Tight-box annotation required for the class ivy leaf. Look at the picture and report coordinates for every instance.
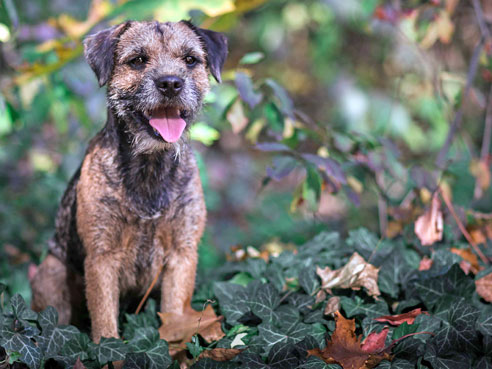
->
[340,296,389,319]
[145,339,172,369]
[267,342,300,369]
[476,307,492,336]
[250,283,280,322]
[129,327,159,352]
[214,282,250,325]
[90,337,129,365]
[123,352,149,369]
[0,329,42,369]
[299,356,341,368]
[432,298,480,353]
[38,306,79,357]
[412,264,474,309]
[9,294,37,321]
[60,333,91,361]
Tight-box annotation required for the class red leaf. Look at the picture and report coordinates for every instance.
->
[374,308,429,326]
[361,328,389,353]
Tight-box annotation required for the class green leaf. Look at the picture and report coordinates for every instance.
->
[250,283,280,321]
[412,264,474,309]
[258,323,288,350]
[129,327,159,352]
[0,330,42,369]
[40,323,79,357]
[432,298,480,352]
[190,123,220,146]
[235,72,263,109]
[378,250,412,298]
[267,342,299,368]
[299,266,320,296]
[340,296,389,319]
[477,307,492,336]
[60,333,91,361]
[214,282,250,325]
[145,339,172,369]
[186,335,204,359]
[239,52,265,65]
[298,356,341,368]
[123,352,149,369]
[90,337,129,365]
[10,294,37,321]
[392,322,418,340]
[375,359,416,369]
[264,79,294,117]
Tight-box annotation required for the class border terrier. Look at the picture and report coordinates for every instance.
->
[30,20,227,342]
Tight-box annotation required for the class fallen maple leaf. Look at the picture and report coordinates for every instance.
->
[198,348,243,361]
[450,247,481,274]
[415,192,443,246]
[158,303,225,356]
[374,308,428,326]
[476,272,492,303]
[316,252,380,298]
[307,311,391,369]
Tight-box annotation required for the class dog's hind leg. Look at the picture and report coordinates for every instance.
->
[31,254,73,324]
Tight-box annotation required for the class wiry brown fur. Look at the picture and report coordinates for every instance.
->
[30,20,227,342]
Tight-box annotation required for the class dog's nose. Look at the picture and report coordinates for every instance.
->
[154,76,184,97]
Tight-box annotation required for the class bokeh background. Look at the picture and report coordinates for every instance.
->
[1,0,492,302]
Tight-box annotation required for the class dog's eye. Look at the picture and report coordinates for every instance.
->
[128,56,147,69]
[184,56,197,67]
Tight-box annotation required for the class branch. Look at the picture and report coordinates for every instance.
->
[439,188,489,265]
[474,84,492,199]
[435,40,484,169]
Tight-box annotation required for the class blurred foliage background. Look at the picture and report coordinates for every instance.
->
[1,0,492,303]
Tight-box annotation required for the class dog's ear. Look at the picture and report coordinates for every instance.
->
[182,21,228,83]
[84,22,132,87]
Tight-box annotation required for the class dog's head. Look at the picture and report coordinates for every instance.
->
[84,21,228,153]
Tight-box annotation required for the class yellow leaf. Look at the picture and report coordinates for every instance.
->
[226,98,248,134]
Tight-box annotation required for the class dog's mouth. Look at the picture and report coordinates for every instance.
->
[137,107,189,143]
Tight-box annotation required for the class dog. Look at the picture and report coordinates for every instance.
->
[30,20,227,343]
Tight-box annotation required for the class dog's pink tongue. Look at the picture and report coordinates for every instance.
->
[149,108,186,143]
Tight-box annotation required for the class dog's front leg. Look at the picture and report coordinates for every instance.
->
[160,245,198,314]
[85,255,121,343]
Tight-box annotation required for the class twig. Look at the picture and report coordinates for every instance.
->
[474,84,492,199]
[435,40,484,169]
[439,188,489,264]
[135,263,164,314]
[472,0,492,40]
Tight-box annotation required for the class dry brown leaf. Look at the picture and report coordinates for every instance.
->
[307,311,391,369]
[476,272,492,302]
[158,303,225,356]
[450,247,482,274]
[315,289,327,305]
[418,256,433,271]
[316,252,381,298]
[198,348,243,361]
[470,159,491,192]
[324,296,341,316]
[414,192,443,246]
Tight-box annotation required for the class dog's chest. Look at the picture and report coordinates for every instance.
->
[119,217,169,293]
